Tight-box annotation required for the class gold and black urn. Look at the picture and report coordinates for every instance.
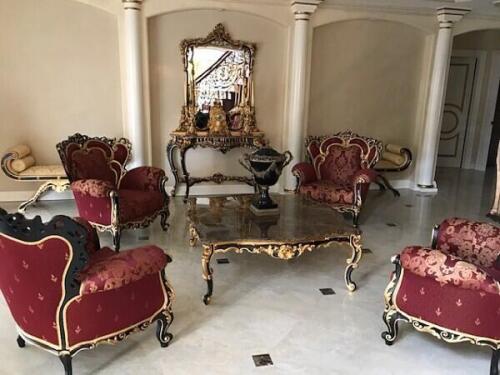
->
[239,147,292,215]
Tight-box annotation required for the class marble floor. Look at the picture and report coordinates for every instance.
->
[0,167,496,375]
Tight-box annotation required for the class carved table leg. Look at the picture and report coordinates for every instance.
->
[166,141,180,197]
[189,222,199,247]
[344,234,363,292]
[180,146,190,203]
[202,244,214,305]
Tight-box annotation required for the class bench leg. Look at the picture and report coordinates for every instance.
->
[376,175,400,197]
[18,182,55,212]
[18,180,69,213]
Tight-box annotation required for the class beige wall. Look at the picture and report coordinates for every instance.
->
[0,0,122,192]
[453,29,500,167]
[308,20,428,178]
[148,10,288,188]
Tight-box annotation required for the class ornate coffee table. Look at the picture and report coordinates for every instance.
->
[187,195,363,304]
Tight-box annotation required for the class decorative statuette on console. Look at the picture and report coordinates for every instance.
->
[239,148,293,215]
[208,101,230,136]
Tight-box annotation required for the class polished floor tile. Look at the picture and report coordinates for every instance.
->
[0,167,496,374]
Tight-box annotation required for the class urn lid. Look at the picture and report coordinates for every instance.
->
[248,147,286,163]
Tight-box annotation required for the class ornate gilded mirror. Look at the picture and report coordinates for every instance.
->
[176,23,259,136]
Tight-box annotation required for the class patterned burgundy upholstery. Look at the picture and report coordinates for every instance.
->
[292,130,382,226]
[57,134,169,251]
[383,217,500,370]
[79,245,169,295]
[436,218,500,268]
[0,210,174,372]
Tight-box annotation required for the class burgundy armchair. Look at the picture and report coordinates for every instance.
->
[292,130,382,226]
[382,218,500,375]
[57,134,169,251]
[0,208,174,375]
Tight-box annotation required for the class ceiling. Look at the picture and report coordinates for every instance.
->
[318,0,500,17]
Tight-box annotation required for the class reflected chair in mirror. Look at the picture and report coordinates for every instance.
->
[0,209,174,375]
[292,130,382,227]
[57,134,169,251]
[382,218,500,375]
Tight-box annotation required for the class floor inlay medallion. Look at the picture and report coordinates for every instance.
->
[252,354,273,367]
[319,288,336,295]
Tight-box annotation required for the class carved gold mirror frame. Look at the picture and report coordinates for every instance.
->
[176,23,259,136]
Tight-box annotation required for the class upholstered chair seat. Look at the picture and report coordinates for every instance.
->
[292,130,382,226]
[0,209,174,375]
[57,134,170,251]
[382,218,500,375]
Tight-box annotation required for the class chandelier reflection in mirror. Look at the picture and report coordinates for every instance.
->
[177,23,259,136]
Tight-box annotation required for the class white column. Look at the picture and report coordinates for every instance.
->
[284,0,322,190]
[416,7,469,189]
[122,0,146,167]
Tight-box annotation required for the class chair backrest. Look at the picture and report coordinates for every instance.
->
[435,217,500,268]
[56,133,132,186]
[0,209,88,349]
[306,131,382,185]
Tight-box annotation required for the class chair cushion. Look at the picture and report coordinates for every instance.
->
[299,181,354,205]
[118,189,165,223]
[79,245,169,295]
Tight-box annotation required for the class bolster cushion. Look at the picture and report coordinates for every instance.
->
[8,144,31,159]
[10,156,36,173]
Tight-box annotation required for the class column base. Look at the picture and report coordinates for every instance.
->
[415,182,438,193]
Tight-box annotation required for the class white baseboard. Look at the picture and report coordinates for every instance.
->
[369,179,414,190]
[0,190,74,203]
[0,178,425,204]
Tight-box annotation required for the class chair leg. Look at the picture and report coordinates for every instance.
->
[156,311,174,348]
[112,229,121,252]
[16,335,25,348]
[492,349,499,375]
[59,354,72,375]
[352,212,359,228]
[160,211,169,231]
[381,310,403,346]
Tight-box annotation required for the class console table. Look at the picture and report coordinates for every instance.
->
[167,132,266,201]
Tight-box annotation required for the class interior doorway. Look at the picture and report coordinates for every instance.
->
[437,55,478,168]
[486,81,500,167]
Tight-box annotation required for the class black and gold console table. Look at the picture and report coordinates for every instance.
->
[167,132,266,201]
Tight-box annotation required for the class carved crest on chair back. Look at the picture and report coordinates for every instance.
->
[306,130,383,170]
[56,133,132,186]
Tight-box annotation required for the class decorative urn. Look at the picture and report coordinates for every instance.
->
[239,147,293,215]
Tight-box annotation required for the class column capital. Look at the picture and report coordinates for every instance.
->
[291,0,323,20]
[122,0,143,11]
[436,7,470,28]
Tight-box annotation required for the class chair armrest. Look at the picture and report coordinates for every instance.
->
[79,245,172,295]
[292,162,317,188]
[352,168,378,186]
[401,246,500,295]
[120,166,166,192]
[71,179,115,198]
[73,217,101,256]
